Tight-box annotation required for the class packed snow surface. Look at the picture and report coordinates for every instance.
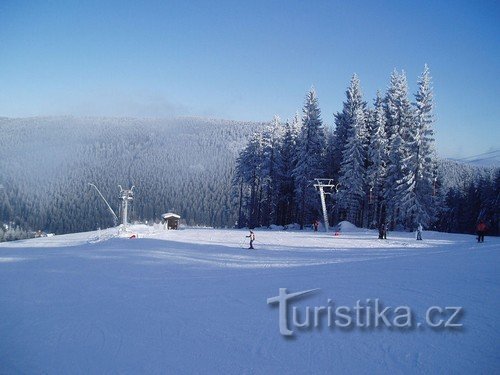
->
[0,225,498,373]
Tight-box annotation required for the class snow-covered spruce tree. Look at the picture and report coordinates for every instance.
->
[408,64,437,228]
[366,90,388,227]
[232,163,249,229]
[293,88,326,229]
[276,114,301,225]
[260,116,284,226]
[336,74,368,226]
[384,70,416,229]
[234,132,265,228]
[361,105,375,227]
[331,111,348,179]
[323,125,336,179]
[329,111,349,224]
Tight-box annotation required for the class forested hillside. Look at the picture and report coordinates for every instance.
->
[0,116,265,237]
[0,114,497,242]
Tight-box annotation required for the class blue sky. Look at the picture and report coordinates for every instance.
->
[0,0,498,158]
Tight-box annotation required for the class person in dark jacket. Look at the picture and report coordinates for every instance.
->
[476,220,487,243]
[378,222,387,239]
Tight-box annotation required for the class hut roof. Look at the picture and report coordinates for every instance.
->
[162,213,181,219]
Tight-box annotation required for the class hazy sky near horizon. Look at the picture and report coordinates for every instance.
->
[0,0,498,158]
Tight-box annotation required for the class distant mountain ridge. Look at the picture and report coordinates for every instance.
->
[438,158,496,192]
[447,149,500,168]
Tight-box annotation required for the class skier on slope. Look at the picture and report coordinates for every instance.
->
[246,230,255,249]
[313,220,319,232]
[378,222,387,239]
[416,223,423,241]
[476,220,487,243]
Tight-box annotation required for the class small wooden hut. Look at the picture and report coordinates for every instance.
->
[161,213,180,230]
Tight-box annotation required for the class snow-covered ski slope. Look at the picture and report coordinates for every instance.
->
[0,226,498,373]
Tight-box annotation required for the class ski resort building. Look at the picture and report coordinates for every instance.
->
[161,213,180,230]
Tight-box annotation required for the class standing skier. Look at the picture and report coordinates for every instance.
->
[246,230,255,249]
[313,220,319,232]
[416,223,423,241]
[476,220,487,243]
[378,222,387,239]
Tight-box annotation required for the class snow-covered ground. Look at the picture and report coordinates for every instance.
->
[0,225,498,373]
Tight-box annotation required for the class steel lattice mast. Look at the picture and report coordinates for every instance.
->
[313,179,337,232]
[118,185,134,226]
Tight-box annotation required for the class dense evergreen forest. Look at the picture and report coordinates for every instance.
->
[0,116,265,240]
[0,77,498,242]
[233,67,499,235]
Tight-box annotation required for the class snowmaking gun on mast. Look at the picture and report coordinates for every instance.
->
[88,183,119,227]
[88,183,135,228]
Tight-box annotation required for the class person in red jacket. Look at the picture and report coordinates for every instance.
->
[476,220,488,243]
